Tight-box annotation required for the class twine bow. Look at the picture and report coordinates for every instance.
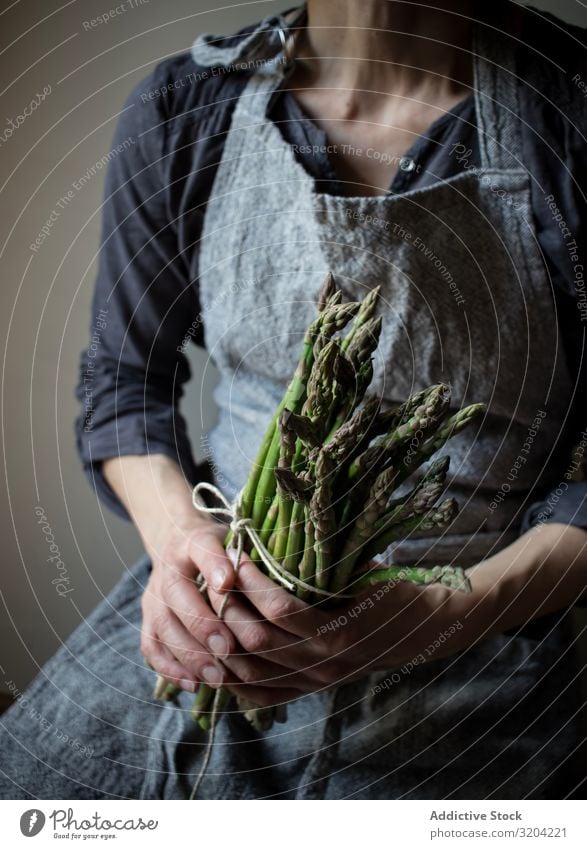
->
[192,482,352,600]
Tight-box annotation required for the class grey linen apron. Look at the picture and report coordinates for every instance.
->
[0,11,581,800]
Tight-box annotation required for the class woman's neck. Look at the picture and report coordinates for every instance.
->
[295,0,477,102]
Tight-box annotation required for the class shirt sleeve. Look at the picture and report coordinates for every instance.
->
[74,69,206,519]
[520,481,587,534]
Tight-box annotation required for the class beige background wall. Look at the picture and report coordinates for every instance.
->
[1,0,586,692]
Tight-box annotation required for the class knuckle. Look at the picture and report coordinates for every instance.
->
[182,610,210,641]
[148,610,169,635]
[241,624,271,655]
[266,594,295,624]
[235,662,263,686]
[156,660,178,680]
[185,531,204,562]
[176,646,205,675]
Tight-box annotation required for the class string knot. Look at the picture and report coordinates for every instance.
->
[191,482,352,599]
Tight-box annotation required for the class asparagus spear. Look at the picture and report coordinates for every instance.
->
[341,285,381,352]
[397,403,485,481]
[310,449,338,591]
[303,339,339,426]
[272,341,340,563]
[248,302,358,528]
[297,503,317,599]
[316,271,337,311]
[369,386,435,436]
[242,705,276,733]
[337,388,448,540]
[346,316,383,395]
[313,300,359,356]
[184,280,484,744]
[324,396,382,465]
[352,563,471,593]
[377,456,450,530]
[361,497,459,562]
[283,498,306,577]
[190,684,215,727]
[348,383,450,482]
[272,408,302,565]
[153,677,179,701]
[280,409,321,449]
[330,466,398,594]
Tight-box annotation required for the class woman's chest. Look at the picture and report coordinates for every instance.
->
[285,86,471,195]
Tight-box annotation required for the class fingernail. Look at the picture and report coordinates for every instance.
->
[179,679,197,693]
[212,567,227,591]
[202,664,224,686]
[207,633,228,658]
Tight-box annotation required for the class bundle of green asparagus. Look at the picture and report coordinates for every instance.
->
[155,273,484,732]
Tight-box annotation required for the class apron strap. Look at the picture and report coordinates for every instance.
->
[191,5,306,74]
[191,6,306,125]
[473,15,525,171]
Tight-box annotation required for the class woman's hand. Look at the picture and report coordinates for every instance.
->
[103,454,306,703]
[140,514,238,692]
[199,521,587,705]
[102,453,241,692]
[202,556,481,705]
[141,517,306,704]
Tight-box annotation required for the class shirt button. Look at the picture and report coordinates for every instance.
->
[399,156,416,172]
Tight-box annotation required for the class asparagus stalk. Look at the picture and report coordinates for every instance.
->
[374,383,450,453]
[313,301,359,356]
[242,705,276,733]
[342,316,383,414]
[310,450,338,591]
[297,503,316,599]
[352,563,471,593]
[190,684,215,727]
[283,498,306,577]
[272,409,301,565]
[153,677,179,701]
[372,386,435,433]
[330,466,397,594]
[272,341,340,562]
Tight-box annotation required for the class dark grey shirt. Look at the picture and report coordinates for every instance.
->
[76,12,587,536]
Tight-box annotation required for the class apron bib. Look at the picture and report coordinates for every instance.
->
[196,11,572,569]
[138,9,580,800]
